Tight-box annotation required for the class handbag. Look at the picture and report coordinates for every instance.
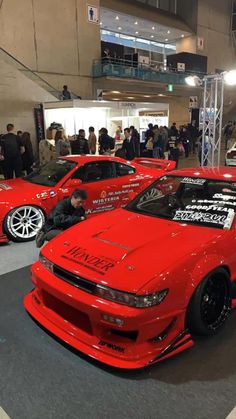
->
[146,138,153,150]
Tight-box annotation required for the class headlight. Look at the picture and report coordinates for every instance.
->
[39,253,54,273]
[94,286,168,308]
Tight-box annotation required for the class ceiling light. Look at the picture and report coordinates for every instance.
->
[185,75,202,87]
[100,22,103,25]
[181,34,184,38]
[112,98,119,101]
[118,27,122,30]
[165,38,168,42]
[150,35,154,38]
[158,94,165,97]
[144,95,151,98]
[111,91,120,94]
[127,97,134,99]
[224,70,236,86]
[134,21,138,25]
[115,16,119,20]
[152,26,155,30]
[167,30,170,34]
[135,31,139,34]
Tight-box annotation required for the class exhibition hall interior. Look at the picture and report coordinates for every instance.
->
[1,0,236,418]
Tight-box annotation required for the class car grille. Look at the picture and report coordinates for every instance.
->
[42,291,93,335]
[53,265,97,294]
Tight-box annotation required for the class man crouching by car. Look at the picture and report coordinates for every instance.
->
[36,189,87,248]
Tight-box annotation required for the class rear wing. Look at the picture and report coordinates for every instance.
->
[133,158,176,172]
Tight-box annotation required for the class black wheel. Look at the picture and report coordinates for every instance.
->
[4,205,45,242]
[186,268,231,336]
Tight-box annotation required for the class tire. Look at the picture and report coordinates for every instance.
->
[186,268,231,336]
[4,205,45,243]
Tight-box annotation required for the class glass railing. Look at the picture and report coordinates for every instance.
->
[92,58,204,85]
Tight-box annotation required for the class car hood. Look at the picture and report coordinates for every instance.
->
[43,209,225,294]
[0,178,50,204]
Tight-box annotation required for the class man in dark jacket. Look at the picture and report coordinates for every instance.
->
[36,189,87,247]
[122,128,136,160]
[98,128,114,155]
[0,123,24,179]
[71,129,89,155]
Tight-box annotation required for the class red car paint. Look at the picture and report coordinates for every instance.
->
[24,167,236,369]
[0,156,175,243]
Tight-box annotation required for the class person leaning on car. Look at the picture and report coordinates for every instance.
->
[36,189,87,248]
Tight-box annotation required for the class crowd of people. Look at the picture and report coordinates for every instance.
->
[1,118,223,180]
[0,124,34,179]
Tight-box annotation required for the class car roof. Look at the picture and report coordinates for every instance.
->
[169,166,236,181]
[61,155,128,165]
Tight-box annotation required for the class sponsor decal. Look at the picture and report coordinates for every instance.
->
[213,193,236,201]
[98,340,125,353]
[62,246,116,275]
[138,188,163,207]
[0,183,12,191]
[173,210,227,225]
[100,190,107,199]
[92,196,119,205]
[181,177,206,186]
[86,205,114,215]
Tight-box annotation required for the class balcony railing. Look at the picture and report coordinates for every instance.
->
[92,58,204,85]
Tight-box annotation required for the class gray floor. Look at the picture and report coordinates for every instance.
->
[0,266,236,419]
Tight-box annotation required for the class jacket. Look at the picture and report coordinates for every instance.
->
[44,198,86,232]
[71,136,89,155]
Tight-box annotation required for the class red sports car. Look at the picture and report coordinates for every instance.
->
[0,156,175,243]
[24,167,236,369]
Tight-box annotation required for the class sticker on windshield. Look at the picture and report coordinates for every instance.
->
[137,188,163,207]
[173,210,227,226]
[0,183,12,190]
[181,177,206,186]
[213,193,236,201]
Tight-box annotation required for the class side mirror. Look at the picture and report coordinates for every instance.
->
[66,178,82,187]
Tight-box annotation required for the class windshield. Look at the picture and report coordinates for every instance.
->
[127,175,236,230]
[25,159,77,186]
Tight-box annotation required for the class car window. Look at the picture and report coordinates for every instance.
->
[25,159,77,187]
[127,175,236,230]
[115,162,136,177]
[82,162,115,183]
[71,165,85,181]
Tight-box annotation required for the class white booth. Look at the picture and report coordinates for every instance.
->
[43,100,169,140]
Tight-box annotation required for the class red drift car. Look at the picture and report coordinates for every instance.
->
[0,156,175,243]
[24,167,236,369]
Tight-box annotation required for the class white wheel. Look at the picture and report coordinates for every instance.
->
[4,206,45,242]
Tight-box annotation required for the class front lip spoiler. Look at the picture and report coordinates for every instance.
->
[148,329,191,364]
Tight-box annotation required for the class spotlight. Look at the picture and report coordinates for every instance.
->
[224,70,236,86]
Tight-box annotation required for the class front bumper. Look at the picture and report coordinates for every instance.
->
[24,262,193,369]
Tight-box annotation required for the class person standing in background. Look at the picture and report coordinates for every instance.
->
[21,132,34,174]
[71,129,89,155]
[88,126,97,155]
[122,128,136,160]
[62,85,71,100]
[54,130,71,157]
[0,124,24,179]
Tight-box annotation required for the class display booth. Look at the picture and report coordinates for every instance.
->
[43,100,169,140]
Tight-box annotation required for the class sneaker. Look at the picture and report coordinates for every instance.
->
[36,230,46,248]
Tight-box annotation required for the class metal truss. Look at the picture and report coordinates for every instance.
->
[231,0,236,47]
[201,74,224,167]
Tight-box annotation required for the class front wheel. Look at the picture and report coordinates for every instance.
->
[4,205,45,242]
[186,268,231,336]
